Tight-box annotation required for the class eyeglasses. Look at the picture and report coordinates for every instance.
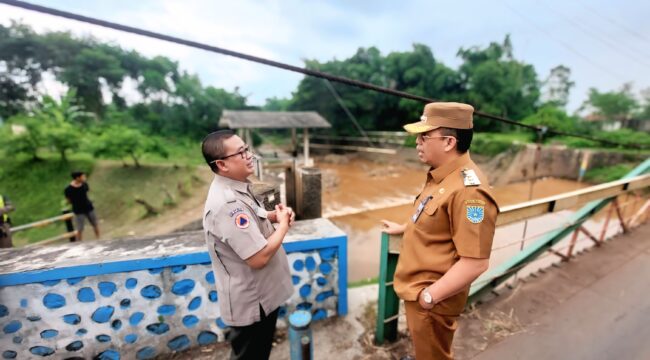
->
[212,146,253,162]
[418,134,454,142]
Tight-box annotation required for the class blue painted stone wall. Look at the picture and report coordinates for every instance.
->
[0,246,342,359]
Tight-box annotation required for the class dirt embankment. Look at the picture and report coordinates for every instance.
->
[482,144,645,186]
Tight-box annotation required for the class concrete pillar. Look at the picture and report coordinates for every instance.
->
[292,128,298,157]
[297,167,321,220]
[285,160,297,211]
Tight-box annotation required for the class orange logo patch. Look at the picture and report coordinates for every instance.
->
[235,213,250,229]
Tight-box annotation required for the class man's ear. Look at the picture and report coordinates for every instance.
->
[444,137,457,152]
[216,160,228,173]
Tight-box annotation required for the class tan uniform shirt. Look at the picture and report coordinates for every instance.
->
[203,175,293,326]
[394,152,498,316]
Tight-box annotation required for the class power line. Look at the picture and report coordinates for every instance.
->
[501,1,627,82]
[576,0,650,46]
[538,1,650,67]
[1,0,648,150]
[323,79,376,147]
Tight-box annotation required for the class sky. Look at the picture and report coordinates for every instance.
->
[1,0,650,114]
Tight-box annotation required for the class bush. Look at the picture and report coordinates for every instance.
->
[403,132,526,156]
[584,164,633,183]
[472,133,525,156]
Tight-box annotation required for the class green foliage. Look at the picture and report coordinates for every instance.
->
[584,164,633,183]
[583,84,638,122]
[457,35,540,131]
[522,105,578,136]
[403,132,529,156]
[251,130,264,147]
[90,125,168,167]
[291,44,463,135]
[595,129,650,148]
[555,128,650,149]
[0,22,248,139]
[42,121,82,162]
[1,115,46,160]
[471,132,528,156]
[263,97,292,111]
[553,136,599,148]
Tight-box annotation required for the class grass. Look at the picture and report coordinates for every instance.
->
[349,277,379,288]
[584,164,635,183]
[1,150,204,246]
[0,153,96,245]
[139,137,205,166]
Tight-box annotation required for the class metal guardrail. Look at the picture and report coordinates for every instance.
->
[10,211,77,246]
[375,158,650,344]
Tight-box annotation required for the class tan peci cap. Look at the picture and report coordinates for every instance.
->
[403,102,474,134]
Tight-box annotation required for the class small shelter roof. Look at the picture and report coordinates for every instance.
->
[219,110,331,129]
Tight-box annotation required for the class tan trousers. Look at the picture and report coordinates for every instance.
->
[404,301,459,360]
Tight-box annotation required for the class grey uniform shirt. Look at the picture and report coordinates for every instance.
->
[203,174,293,326]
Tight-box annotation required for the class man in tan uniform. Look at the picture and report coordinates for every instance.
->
[202,130,295,359]
[382,102,498,360]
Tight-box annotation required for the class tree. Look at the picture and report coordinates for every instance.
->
[637,87,650,120]
[582,83,638,126]
[35,91,92,161]
[42,121,81,162]
[457,35,541,131]
[91,125,168,167]
[263,97,292,111]
[290,44,462,134]
[1,115,45,161]
[542,65,574,108]
[60,47,126,115]
[522,105,578,137]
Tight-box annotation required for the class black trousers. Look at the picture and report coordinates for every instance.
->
[228,305,279,360]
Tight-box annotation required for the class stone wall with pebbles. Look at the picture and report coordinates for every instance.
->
[0,219,347,359]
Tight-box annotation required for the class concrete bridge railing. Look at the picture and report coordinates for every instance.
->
[0,218,347,359]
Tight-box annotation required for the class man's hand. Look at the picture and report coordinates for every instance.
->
[380,220,406,235]
[268,205,295,226]
[268,210,277,223]
[275,204,291,226]
[418,288,434,310]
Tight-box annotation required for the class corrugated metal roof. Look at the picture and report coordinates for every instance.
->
[219,110,331,129]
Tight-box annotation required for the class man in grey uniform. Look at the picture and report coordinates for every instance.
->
[202,130,294,360]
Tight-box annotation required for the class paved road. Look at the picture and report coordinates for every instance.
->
[473,223,650,360]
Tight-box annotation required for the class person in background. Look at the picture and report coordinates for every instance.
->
[0,193,15,248]
[64,171,100,241]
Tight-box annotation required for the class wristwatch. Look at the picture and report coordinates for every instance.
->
[422,288,434,305]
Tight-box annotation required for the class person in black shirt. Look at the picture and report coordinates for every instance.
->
[64,171,100,241]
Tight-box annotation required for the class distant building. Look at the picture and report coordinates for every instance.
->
[583,113,650,132]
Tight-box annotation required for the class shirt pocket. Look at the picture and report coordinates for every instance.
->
[414,202,440,231]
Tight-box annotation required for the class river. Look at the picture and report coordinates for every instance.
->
[317,157,629,282]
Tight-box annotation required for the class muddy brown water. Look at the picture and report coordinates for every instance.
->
[318,158,623,282]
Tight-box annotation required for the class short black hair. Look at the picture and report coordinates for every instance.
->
[71,171,85,179]
[439,127,473,153]
[202,130,236,173]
